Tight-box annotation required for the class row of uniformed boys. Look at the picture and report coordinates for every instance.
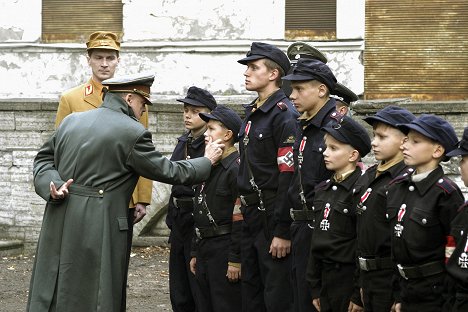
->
[165,41,468,312]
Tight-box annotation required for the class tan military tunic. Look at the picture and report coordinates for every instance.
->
[56,78,152,207]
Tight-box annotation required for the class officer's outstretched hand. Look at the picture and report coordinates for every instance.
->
[204,137,225,165]
[50,179,73,200]
[391,302,401,312]
[269,237,291,258]
[189,257,196,275]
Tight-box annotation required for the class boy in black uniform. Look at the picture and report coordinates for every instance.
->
[237,42,299,312]
[282,58,338,312]
[388,115,464,311]
[445,126,468,312]
[331,82,358,117]
[189,105,243,312]
[354,106,415,311]
[166,86,217,312]
[307,116,370,312]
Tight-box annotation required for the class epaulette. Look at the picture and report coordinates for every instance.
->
[276,101,288,111]
[457,201,468,213]
[329,110,343,121]
[389,173,409,186]
[435,177,458,194]
[314,179,330,191]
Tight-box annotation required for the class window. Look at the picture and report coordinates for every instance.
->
[285,0,336,40]
[42,0,123,43]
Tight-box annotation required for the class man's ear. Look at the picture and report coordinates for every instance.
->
[124,93,133,105]
[318,84,328,98]
[269,68,280,82]
[349,149,360,162]
[433,143,445,159]
[224,129,234,142]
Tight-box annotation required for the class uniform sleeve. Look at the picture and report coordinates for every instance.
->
[306,244,322,299]
[55,94,72,128]
[33,132,65,201]
[272,117,298,239]
[127,130,212,186]
[229,166,242,264]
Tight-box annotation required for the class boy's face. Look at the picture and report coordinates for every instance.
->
[289,80,324,114]
[401,130,443,169]
[183,104,210,133]
[243,59,274,92]
[371,122,406,162]
[323,134,356,173]
[204,120,230,145]
[459,155,468,187]
[87,49,119,83]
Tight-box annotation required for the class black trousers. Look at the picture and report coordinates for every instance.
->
[317,262,355,312]
[241,202,293,312]
[399,272,451,312]
[195,235,241,312]
[360,268,394,312]
[169,222,201,312]
[291,221,317,312]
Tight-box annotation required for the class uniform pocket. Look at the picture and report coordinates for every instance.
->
[117,217,129,231]
[252,128,275,163]
[407,208,442,250]
[330,200,355,235]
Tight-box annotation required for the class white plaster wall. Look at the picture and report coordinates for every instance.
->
[123,0,285,41]
[0,0,41,42]
[337,0,365,39]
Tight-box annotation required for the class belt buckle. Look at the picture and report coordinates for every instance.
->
[195,227,202,240]
[397,264,408,280]
[172,197,179,208]
[240,195,247,206]
[290,208,295,221]
[359,257,368,271]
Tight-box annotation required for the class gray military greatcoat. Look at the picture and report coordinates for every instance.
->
[28,93,211,311]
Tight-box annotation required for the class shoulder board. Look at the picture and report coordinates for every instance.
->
[329,110,343,121]
[389,174,409,186]
[314,179,330,191]
[457,201,468,213]
[276,101,288,111]
[436,177,458,194]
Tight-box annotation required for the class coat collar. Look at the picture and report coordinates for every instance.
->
[412,165,444,196]
[243,89,288,114]
[101,92,137,120]
[83,78,105,108]
[323,167,362,192]
[177,131,206,149]
[301,98,337,129]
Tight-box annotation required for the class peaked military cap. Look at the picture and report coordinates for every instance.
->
[177,86,217,110]
[331,83,359,106]
[238,42,290,74]
[102,73,154,105]
[322,115,372,157]
[287,41,328,64]
[363,106,416,128]
[282,58,337,91]
[86,31,120,51]
[199,105,242,142]
[446,127,468,157]
[397,114,459,159]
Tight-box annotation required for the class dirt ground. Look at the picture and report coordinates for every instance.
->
[0,246,172,311]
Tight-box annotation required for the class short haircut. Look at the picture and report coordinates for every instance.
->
[263,58,285,87]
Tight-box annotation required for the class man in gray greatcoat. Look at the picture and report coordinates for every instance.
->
[27,73,224,312]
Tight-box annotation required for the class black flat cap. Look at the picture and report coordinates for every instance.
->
[103,73,154,105]
[238,42,290,74]
[287,41,328,64]
[446,127,468,157]
[363,105,415,128]
[177,86,217,110]
[322,116,371,157]
[282,58,337,91]
[397,114,458,160]
[330,83,359,106]
[199,105,242,142]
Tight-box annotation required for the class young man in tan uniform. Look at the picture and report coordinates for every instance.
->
[54,31,152,308]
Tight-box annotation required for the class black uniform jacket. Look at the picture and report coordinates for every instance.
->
[192,151,241,263]
[387,165,464,266]
[447,202,468,290]
[166,132,206,230]
[237,88,299,239]
[355,161,410,258]
[288,98,337,211]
